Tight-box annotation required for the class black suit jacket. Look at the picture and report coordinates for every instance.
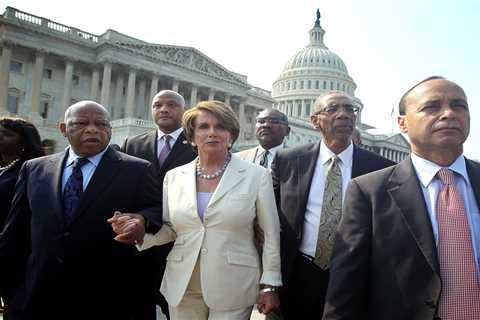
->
[322,157,480,320]
[0,147,162,319]
[271,142,395,285]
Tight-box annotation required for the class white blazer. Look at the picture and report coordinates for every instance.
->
[139,154,282,311]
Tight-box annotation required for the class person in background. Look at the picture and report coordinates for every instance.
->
[0,117,44,315]
[121,90,196,320]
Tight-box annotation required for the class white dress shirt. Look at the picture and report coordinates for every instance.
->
[411,153,480,275]
[299,141,353,257]
[254,143,285,170]
[61,147,108,192]
[156,127,184,158]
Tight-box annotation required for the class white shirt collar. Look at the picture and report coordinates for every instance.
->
[319,140,353,167]
[157,127,183,142]
[410,153,469,188]
[258,143,284,156]
[65,146,108,168]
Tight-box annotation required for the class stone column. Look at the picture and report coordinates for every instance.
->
[238,98,246,142]
[190,85,197,107]
[137,78,147,118]
[172,79,179,92]
[301,100,306,118]
[224,93,231,106]
[0,45,12,114]
[90,68,100,101]
[113,73,125,119]
[125,69,136,118]
[61,60,74,114]
[208,89,216,101]
[30,50,45,119]
[150,74,159,104]
[100,62,112,108]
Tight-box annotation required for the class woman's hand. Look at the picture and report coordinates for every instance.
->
[256,288,280,315]
[107,211,146,245]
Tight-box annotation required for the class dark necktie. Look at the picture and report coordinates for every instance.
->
[63,158,89,223]
[436,168,480,319]
[314,156,342,269]
[259,150,269,168]
[158,135,172,168]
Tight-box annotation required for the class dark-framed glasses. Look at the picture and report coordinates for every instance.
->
[316,104,359,115]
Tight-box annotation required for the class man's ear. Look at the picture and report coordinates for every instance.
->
[397,115,408,134]
[59,122,67,137]
[310,115,320,130]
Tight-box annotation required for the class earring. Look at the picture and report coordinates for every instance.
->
[191,142,197,147]
[228,143,232,148]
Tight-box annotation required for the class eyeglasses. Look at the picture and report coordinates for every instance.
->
[315,104,359,116]
[256,117,288,125]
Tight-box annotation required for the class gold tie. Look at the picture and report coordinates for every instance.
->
[314,156,342,269]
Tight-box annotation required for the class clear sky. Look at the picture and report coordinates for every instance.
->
[6,0,480,159]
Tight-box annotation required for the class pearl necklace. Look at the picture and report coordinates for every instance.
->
[0,158,21,171]
[196,153,231,180]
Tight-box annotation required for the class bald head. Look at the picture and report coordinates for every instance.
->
[153,90,185,108]
[64,100,110,123]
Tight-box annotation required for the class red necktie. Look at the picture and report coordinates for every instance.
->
[436,168,480,319]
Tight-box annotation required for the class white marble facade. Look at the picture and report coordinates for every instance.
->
[0,7,409,161]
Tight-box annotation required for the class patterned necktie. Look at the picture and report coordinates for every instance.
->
[259,150,269,168]
[436,168,480,319]
[158,135,172,168]
[314,156,343,269]
[63,157,89,223]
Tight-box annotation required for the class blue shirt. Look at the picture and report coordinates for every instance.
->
[61,147,108,192]
[411,153,480,276]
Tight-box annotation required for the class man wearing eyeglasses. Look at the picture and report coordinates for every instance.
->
[236,108,290,170]
[271,91,395,319]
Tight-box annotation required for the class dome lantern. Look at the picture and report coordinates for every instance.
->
[310,9,327,48]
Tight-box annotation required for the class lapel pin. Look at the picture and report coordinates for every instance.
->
[182,140,188,144]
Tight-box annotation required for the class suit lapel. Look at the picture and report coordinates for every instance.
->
[161,131,191,171]
[49,151,69,225]
[208,156,246,208]
[388,158,440,276]
[295,143,320,232]
[466,159,480,207]
[178,160,200,221]
[143,130,160,173]
[70,148,122,224]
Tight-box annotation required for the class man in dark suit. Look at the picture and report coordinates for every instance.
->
[271,91,395,319]
[121,90,196,319]
[0,101,162,319]
[323,77,480,320]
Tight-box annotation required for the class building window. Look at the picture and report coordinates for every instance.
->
[342,84,346,91]
[330,82,334,90]
[293,81,296,90]
[10,61,23,73]
[337,83,340,90]
[306,103,311,116]
[323,81,327,89]
[297,103,301,117]
[73,75,80,86]
[40,101,49,119]
[307,80,311,89]
[43,68,53,79]
[287,82,290,90]
[7,95,19,114]
[316,80,319,89]
[300,81,304,89]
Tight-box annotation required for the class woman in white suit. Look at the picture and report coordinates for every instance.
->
[111,101,282,320]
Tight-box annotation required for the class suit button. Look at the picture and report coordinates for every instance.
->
[201,248,207,254]
[57,258,64,264]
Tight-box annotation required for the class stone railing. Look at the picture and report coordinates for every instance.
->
[2,6,99,43]
[248,86,272,99]
[111,118,156,129]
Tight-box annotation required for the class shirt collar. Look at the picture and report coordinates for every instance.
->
[410,153,469,187]
[157,127,183,142]
[257,143,284,157]
[319,140,353,167]
[65,146,108,168]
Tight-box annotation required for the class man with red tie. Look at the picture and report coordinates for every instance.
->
[323,77,480,320]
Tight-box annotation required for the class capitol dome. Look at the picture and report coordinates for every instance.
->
[272,9,362,126]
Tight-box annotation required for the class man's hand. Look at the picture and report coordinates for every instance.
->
[256,288,280,315]
[107,211,146,245]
